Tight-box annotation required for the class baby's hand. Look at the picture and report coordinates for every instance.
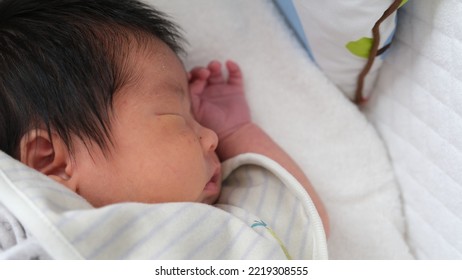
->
[189,60,251,140]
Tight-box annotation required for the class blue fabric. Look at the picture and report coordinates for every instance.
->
[273,0,314,61]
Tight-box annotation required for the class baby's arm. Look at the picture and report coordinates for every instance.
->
[189,61,329,237]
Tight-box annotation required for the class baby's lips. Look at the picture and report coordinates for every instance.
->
[212,167,221,184]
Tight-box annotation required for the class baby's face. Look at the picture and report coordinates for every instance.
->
[69,40,222,206]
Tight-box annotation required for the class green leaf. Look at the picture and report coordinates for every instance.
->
[346,37,373,58]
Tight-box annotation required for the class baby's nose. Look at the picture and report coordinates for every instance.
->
[200,126,219,152]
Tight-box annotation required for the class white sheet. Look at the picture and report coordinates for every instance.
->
[148,0,413,259]
[365,0,462,259]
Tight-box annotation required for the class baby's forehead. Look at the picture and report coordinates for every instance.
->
[114,39,189,99]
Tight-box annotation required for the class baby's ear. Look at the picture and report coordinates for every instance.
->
[19,129,76,191]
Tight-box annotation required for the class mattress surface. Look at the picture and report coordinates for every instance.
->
[365,0,462,259]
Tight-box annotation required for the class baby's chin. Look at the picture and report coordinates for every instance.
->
[200,195,219,205]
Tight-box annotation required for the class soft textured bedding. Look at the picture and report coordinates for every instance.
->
[365,0,462,259]
[0,0,413,259]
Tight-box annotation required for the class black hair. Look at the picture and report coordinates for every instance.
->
[0,0,185,158]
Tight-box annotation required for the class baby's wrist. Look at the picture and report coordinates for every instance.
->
[216,122,261,160]
[217,122,253,142]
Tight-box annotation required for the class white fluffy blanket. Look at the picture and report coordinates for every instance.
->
[149,0,413,259]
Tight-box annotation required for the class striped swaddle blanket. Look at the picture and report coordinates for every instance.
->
[0,151,327,259]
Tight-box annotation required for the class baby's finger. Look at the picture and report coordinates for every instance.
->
[226,60,243,86]
[189,78,207,96]
[189,67,210,82]
[207,60,225,84]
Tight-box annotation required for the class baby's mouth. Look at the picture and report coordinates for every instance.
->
[204,166,221,192]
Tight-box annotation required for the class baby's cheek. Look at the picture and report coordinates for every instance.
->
[186,132,200,145]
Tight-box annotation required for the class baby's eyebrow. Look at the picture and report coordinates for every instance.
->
[173,84,184,97]
[173,83,188,101]
[156,82,185,99]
